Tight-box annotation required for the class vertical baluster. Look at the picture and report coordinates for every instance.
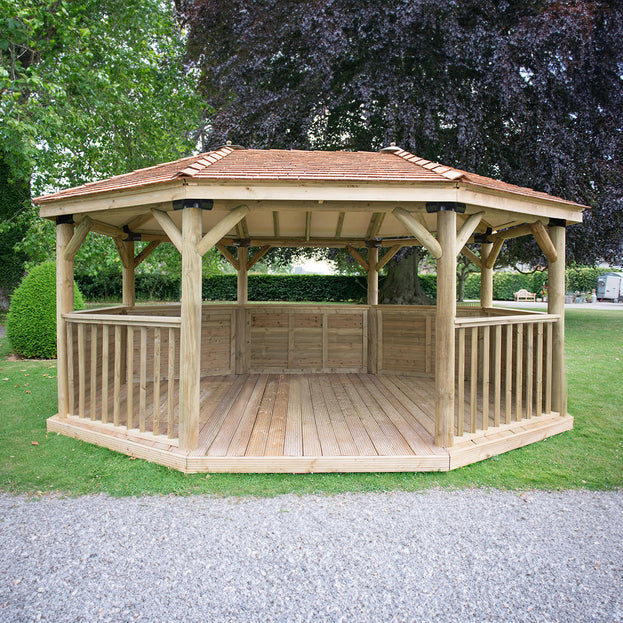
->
[67,323,75,415]
[78,323,86,417]
[101,324,109,424]
[457,327,465,436]
[113,325,121,426]
[536,322,543,417]
[482,325,490,430]
[515,324,523,421]
[526,323,534,419]
[494,324,501,427]
[90,324,98,420]
[505,323,513,424]
[126,325,134,429]
[139,327,147,432]
[167,327,175,438]
[545,322,553,413]
[153,328,161,436]
[470,327,478,432]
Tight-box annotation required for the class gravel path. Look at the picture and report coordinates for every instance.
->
[1,490,621,622]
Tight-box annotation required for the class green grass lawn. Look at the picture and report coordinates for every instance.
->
[0,309,621,496]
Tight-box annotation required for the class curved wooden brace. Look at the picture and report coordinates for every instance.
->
[392,207,442,259]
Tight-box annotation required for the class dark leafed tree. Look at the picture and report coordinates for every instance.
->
[178,0,623,298]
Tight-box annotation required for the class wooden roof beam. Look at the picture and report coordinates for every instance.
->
[346,245,369,271]
[197,205,250,257]
[151,209,182,252]
[392,207,442,259]
[63,216,93,261]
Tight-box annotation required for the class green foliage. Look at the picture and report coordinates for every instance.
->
[464,267,613,300]
[6,262,84,358]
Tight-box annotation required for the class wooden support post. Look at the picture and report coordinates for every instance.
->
[367,242,380,374]
[56,219,74,417]
[179,207,202,451]
[235,242,249,374]
[367,243,379,305]
[548,223,567,415]
[480,242,493,308]
[435,209,456,447]
[122,241,135,308]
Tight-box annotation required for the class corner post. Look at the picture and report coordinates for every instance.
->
[366,240,380,373]
[235,240,249,374]
[480,242,493,308]
[122,241,135,308]
[435,208,457,447]
[56,216,75,417]
[548,221,566,415]
[179,207,202,451]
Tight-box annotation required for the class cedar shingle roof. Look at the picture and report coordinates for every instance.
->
[34,147,583,208]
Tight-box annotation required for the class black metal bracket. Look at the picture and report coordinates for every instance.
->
[425,202,466,214]
[549,218,567,228]
[56,214,74,225]
[233,239,250,248]
[365,239,382,248]
[474,227,493,244]
[172,199,214,211]
[123,225,141,242]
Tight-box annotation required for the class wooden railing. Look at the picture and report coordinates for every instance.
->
[64,310,181,439]
[454,313,558,436]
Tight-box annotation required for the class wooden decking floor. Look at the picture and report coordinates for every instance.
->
[48,373,573,473]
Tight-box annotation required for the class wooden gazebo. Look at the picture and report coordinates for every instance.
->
[35,146,585,472]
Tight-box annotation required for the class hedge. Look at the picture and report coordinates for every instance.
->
[76,266,614,303]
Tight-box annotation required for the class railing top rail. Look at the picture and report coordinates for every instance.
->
[455,313,559,327]
[64,312,181,328]
[71,305,130,315]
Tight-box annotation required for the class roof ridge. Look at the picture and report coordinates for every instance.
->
[392,148,465,181]
[177,147,235,177]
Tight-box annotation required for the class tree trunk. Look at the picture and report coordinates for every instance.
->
[379,248,433,305]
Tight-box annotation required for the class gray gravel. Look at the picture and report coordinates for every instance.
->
[1,490,621,622]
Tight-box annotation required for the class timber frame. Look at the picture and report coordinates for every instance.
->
[36,147,585,473]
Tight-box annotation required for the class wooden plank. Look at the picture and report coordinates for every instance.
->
[228,375,269,456]
[425,315,432,375]
[299,377,322,456]
[196,374,246,451]
[90,324,98,420]
[245,375,279,456]
[494,324,501,427]
[153,328,161,435]
[526,322,534,419]
[113,325,121,426]
[470,327,478,433]
[78,323,86,418]
[545,322,552,413]
[322,312,328,370]
[126,326,134,429]
[335,212,345,238]
[67,324,75,415]
[536,322,543,417]
[329,375,377,455]
[265,375,289,455]
[101,324,109,424]
[309,376,341,456]
[505,323,513,425]
[273,211,280,237]
[167,327,176,438]
[317,375,359,456]
[482,325,490,430]
[207,375,259,455]
[515,324,523,422]
[457,328,465,437]
[139,327,147,432]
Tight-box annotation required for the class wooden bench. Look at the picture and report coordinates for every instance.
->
[514,288,536,302]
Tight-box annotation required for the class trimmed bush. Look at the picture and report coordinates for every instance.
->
[7,262,84,358]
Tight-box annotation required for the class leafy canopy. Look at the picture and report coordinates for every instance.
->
[179,0,623,267]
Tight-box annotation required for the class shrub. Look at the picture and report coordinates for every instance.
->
[6,262,84,358]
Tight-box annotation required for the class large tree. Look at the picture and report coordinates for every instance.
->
[179,0,623,286]
[0,0,205,302]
